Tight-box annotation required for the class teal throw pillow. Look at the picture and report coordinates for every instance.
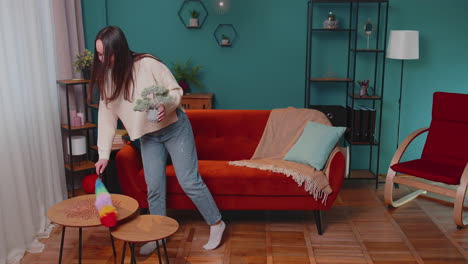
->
[284,121,346,170]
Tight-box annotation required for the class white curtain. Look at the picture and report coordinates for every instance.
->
[0,0,67,263]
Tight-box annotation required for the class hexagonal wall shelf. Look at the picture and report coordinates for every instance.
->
[214,24,238,47]
[178,0,208,29]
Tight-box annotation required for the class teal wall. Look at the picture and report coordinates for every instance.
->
[82,0,468,174]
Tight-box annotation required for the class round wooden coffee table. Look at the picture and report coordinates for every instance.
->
[111,215,179,264]
[47,194,139,264]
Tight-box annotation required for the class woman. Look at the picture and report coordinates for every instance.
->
[91,26,225,253]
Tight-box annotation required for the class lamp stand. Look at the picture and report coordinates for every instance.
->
[397,60,405,149]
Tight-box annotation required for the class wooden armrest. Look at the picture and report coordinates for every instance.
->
[389,127,429,167]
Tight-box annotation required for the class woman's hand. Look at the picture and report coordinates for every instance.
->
[157,104,166,122]
[95,159,109,175]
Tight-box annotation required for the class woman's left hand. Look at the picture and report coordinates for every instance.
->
[157,104,166,122]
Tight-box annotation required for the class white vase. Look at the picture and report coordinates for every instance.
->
[147,108,159,123]
[189,18,199,27]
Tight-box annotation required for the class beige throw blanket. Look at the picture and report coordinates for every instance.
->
[229,107,337,203]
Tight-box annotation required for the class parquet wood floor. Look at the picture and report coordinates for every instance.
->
[21,180,468,263]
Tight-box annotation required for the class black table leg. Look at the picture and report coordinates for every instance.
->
[130,243,136,264]
[58,226,66,264]
[162,239,169,264]
[156,241,162,264]
[110,232,116,257]
[78,227,82,264]
[121,241,127,264]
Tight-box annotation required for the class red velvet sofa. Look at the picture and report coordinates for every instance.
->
[115,109,346,234]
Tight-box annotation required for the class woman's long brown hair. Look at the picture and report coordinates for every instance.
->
[89,26,159,104]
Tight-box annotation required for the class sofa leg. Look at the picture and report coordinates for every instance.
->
[313,210,323,235]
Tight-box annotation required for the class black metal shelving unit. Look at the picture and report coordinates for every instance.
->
[57,79,97,197]
[304,0,389,187]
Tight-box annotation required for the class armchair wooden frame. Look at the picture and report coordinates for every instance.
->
[384,127,468,228]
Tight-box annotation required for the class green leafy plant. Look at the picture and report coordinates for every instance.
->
[170,59,203,89]
[73,49,93,73]
[222,34,230,40]
[190,9,200,18]
[133,85,172,112]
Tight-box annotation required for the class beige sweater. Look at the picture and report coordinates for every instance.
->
[97,57,183,160]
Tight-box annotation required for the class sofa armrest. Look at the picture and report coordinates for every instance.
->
[323,146,346,196]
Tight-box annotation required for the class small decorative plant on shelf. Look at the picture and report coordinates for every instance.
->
[133,85,172,123]
[74,49,93,80]
[221,34,230,45]
[171,59,203,94]
[189,10,200,27]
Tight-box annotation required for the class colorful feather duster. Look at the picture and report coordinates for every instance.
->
[94,177,117,227]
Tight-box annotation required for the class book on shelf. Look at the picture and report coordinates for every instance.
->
[361,106,376,142]
[346,105,361,141]
[346,105,376,143]
[112,129,128,150]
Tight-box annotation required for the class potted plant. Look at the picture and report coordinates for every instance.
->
[73,49,93,80]
[171,59,203,94]
[133,85,171,122]
[189,10,200,27]
[221,34,230,45]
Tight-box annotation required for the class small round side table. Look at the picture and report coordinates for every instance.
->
[111,215,179,264]
[47,194,139,264]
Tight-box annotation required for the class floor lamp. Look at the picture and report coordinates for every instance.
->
[386,30,419,148]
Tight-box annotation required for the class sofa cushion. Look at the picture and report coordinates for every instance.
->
[166,160,311,196]
[391,159,464,185]
[186,110,270,161]
[284,121,346,170]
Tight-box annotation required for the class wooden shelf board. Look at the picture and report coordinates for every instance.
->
[67,187,88,198]
[310,77,353,82]
[186,25,201,28]
[65,160,95,172]
[349,94,382,100]
[61,122,97,131]
[88,104,98,109]
[57,79,90,85]
[348,169,376,179]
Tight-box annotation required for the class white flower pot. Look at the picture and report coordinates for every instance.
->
[221,39,230,45]
[147,108,159,123]
[189,18,199,27]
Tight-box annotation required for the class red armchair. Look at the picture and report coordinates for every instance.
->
[385,92,468,228]
[116,109,346,234]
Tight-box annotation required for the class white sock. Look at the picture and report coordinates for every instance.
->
[139,241,157,255]
[203,220,226,250]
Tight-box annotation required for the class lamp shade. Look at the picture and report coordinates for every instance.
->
[387,30,419,60]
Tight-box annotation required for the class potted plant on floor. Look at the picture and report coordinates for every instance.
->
[74,49,93,80]
[171,59,203,94]
[189,10,200,27]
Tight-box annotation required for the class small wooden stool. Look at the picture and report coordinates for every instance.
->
[47,194,139,264]
[111,215,179,264]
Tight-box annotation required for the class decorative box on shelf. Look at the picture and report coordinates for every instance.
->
[181,93,213,109]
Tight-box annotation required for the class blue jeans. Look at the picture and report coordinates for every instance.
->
[140,109,221,225]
